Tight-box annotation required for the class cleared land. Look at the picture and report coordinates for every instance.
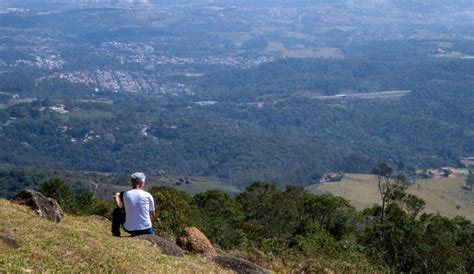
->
[433,51,474,59]
[109,175,241,197]
[265,41,343,59]
[281,47,344,59]
[305,173,474,221]
[296,90,411,100]
[146,176,241,196]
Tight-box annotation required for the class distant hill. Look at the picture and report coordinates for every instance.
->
[306,173,474,221]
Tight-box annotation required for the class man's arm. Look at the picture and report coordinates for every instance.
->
[148,193,156,223]
[114,192,123,208]
[149,211,156,223]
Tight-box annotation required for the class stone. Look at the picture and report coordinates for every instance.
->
[176,227,216,255]
[211,255,271,274]
[90,215,110,223]
[12,190,64,222]
[136,235,185,257]
[0,234,19,249]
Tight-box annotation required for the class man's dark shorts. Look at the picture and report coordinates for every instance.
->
[125,227,154,237]
[112,207,154,237]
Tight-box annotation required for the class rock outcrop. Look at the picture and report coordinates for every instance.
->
[176,227,217,255]
[12,190,64,222]
[0,232,18,249]
[211,255,271,274]
[136,235,185,257]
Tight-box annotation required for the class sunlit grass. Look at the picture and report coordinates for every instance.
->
[307,173,474,221]
[0,199,227,273]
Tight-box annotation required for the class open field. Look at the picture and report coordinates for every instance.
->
[282,47,344,59]
[296,90,412,100]
[145,176,241,196]
[266,41,343,59]
[434,51,474,59]
[110,175,241,197]
[305,173,474,221]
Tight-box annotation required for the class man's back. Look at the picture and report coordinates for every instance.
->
[123,189,155,231]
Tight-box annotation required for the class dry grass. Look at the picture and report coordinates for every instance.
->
[306,174,474,221]
[0,199,229,273]
[410,177,474,220]
[306,174,381,209]
[281,47,344,59]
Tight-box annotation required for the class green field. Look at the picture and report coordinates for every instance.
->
[305,173,474,221]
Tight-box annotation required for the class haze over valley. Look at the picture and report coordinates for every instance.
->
[1,0,473,187]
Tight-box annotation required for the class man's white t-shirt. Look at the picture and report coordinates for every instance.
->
[123,189,155,231]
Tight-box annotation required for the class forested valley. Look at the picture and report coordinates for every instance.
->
[1,59,474,187]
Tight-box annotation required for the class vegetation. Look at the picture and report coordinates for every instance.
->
[2,166,473,272]
[1,2,473,272]
[0,168,117,215]
[38,178,115,217]
[2,58,474,187]
[0,168,54,199]
[308,173,474,221]
[0,0,473,187]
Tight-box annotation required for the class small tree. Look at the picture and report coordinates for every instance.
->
[235,182,279,243]
[148,186,193,236]
[466,169,474,188]
[404,194,426,218]
[38,178,74,211]
[192,190,245,249]
[374,163,409,223]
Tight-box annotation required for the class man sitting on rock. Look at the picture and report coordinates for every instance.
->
[112,172,156,237]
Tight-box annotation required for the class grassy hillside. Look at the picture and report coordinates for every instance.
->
[0,199,228,273]
[306,173,474,221]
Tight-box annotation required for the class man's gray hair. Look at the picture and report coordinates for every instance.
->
[131,172,146,185]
